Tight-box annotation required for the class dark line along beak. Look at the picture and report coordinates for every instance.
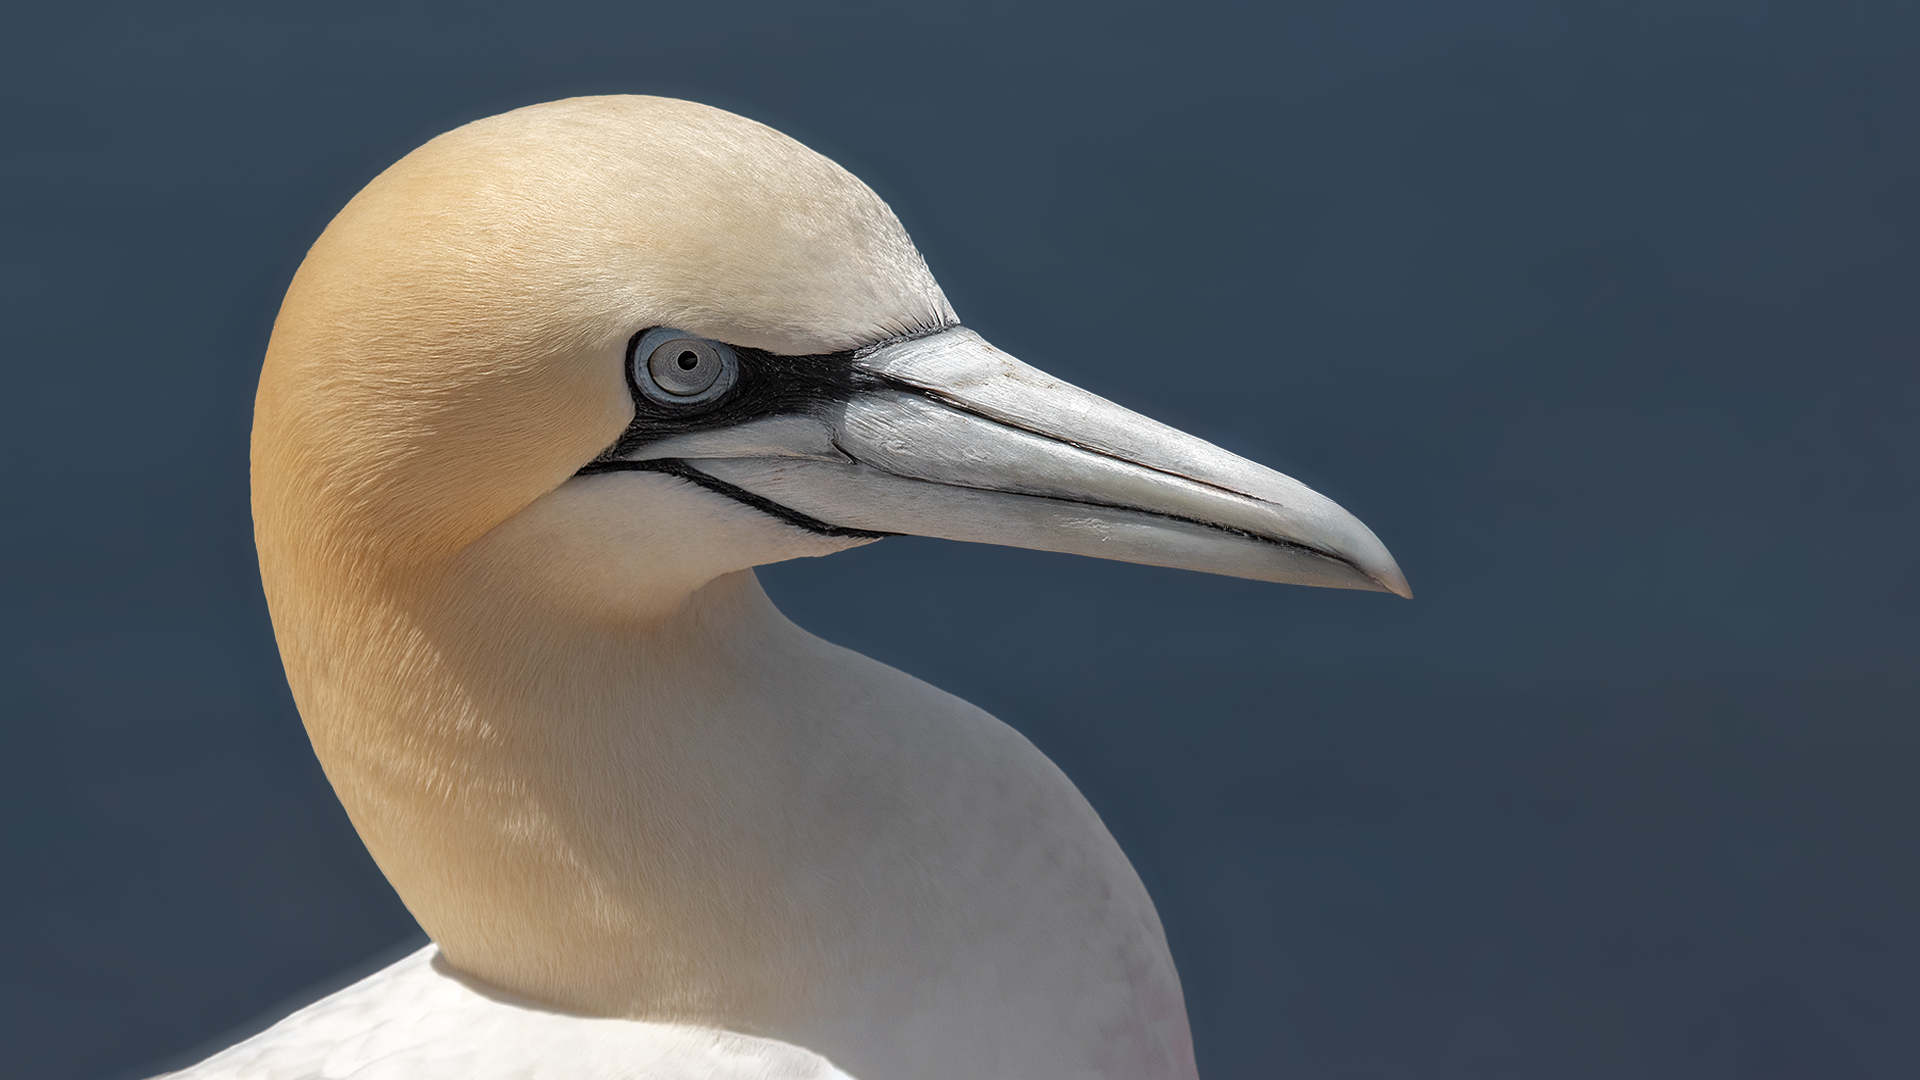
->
[613,328,1410,597]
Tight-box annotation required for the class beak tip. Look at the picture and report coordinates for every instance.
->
[1325,516,1411,598]
[1372,559,1413,599]
[1347,546,1411,598]
[1352,565,1411,599]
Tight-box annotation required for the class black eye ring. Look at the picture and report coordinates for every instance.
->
[629,327,740,407]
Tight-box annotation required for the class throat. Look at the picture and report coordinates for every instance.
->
[314,563,1196,1080]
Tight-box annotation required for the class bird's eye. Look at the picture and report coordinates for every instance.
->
[630,329,739,407]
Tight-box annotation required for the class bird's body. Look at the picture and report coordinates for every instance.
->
[166,95,1404,1079]
[164,945,855,1080]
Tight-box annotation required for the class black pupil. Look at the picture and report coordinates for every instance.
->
[678,351,699,370]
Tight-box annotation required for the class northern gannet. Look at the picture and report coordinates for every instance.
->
[165,96,1408,1080]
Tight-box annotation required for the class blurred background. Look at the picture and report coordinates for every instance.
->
[3,2,1916,1077]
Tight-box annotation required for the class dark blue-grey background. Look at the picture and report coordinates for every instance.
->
[4,2,1916,1077]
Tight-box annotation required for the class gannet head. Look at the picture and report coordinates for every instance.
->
[250,97,1408,1073]
[254,95,1406,622]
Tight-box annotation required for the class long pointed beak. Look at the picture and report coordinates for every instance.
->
[620,328,1410,597]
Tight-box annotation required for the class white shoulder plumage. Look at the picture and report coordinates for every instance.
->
[156,947,856,1080]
